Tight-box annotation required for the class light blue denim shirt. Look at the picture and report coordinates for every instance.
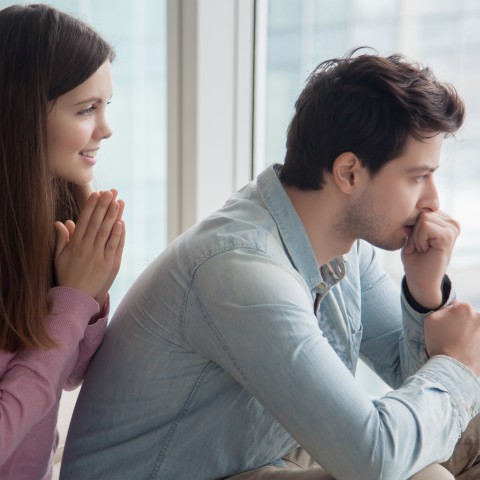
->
[61,165,480,480]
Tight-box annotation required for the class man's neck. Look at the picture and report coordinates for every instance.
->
[283,183,354,267]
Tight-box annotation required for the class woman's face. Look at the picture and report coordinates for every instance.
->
[47,61,113,185]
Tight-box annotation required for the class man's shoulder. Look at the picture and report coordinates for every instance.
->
[186,212,274,270]
[179,194,278,266]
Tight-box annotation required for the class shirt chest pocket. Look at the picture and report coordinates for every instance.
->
[317,288,363,372]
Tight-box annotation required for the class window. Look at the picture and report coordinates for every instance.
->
[255,0,480,394]
[0,0,168,312]
[256,0,480,309]
[0,2,167,472]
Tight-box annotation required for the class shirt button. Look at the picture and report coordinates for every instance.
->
[317,282,327,293]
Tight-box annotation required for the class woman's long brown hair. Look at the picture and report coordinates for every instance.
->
[0,4,115,352]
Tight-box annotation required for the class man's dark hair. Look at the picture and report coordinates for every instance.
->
[280,47,465,190]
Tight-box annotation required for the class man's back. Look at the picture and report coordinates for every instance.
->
[61,165,478,480]
[60,167,372,479]
[61,170,302,479]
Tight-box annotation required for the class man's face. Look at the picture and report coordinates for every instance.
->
[339,133,444,251]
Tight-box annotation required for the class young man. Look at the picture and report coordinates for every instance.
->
[61,49,480,480]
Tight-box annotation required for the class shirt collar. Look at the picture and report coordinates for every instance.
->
[257,164,325,290]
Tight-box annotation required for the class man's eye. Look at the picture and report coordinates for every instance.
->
[415,173,431,182]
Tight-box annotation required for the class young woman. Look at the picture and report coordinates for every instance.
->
[0,4,126,479]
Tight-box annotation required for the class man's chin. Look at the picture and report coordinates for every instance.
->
[369,237,406,252]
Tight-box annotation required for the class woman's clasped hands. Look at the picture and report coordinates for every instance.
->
[54,189,126,308]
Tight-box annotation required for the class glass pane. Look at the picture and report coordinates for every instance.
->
[260,0,480,309]
[259,0,480,395]
[0,0,168,310]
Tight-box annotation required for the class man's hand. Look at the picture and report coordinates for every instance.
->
[425,302,480,376]
[402,210,460,309]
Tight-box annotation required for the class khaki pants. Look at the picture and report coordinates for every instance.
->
[441,413,480,480]
[228,413,480,479]
[227,447,453,479]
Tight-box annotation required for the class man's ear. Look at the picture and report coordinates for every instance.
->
[332,152,364,194]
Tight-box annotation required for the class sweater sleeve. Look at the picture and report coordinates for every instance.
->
[64,295,109,390]
[0,287,101,464]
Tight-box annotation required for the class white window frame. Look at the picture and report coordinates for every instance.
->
[167,0,256,241]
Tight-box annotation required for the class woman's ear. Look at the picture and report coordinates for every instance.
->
[332,152,364,194]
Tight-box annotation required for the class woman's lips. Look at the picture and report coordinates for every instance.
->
[80,150,98,166]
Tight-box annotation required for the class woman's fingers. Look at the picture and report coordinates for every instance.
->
[54,189,126,301]
[104,221,124,258]
[71,191,101,241]
[54,221,70,259]
[81,190,114,246]
[93,200,120,250]
[116,199,125,222]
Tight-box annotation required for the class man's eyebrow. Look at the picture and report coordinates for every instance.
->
[406,165,439,173]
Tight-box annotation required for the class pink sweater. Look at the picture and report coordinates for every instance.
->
[0,287,108,480]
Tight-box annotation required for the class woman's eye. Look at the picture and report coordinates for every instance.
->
[79,105,96,115]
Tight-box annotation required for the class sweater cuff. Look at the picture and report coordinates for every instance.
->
[89,294,110,325]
